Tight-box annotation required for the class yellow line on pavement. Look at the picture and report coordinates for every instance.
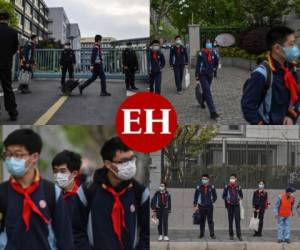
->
[34,96,69,125]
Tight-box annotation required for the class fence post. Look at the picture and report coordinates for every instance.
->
[188,24,200,67]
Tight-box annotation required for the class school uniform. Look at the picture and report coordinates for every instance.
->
[252,189,268,235]
[60,48,76,86]
[148,49,165,94]
[63,181,79,217]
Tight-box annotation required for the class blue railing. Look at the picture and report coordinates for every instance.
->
[16,48,149,81]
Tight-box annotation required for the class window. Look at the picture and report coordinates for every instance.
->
[25,2,32,16]
[16,12,22,27]
[15,0,23,8]
[33,10,38,21]
[24,18,31,32]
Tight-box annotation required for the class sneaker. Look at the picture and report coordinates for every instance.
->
[285,239,290,244]
[131,86,139,91]
[210,235,216,239]
[238,237,243,241]
[201,104,206,109]
[9,110,18,121]
[210,112,219,120]
[177,91,183,95]
[163,236,169,241]
[158,235,163,241]
[199,234,204,239]
[229,236,234,240]
[100,92,111,96]
[278,240,283,243]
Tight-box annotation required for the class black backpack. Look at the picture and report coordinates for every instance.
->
[0,179,56,232]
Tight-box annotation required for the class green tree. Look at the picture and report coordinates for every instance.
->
[162,125,217,185]
[0,0,18,28]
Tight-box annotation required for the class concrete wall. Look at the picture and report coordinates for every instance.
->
[48,8,69,44]
[150,188,300,230]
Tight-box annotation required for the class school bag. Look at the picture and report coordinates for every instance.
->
[62,79,80,95]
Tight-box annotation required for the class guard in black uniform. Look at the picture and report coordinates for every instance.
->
[122,42,139,91]
[60,42,76,87]
[0,11,19,121]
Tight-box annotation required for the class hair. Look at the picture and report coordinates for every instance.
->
[175,35,181,40]
[100,137,132,161]
[161,182,167,187]
[31,34,37,40]
[266,26,295,51]
[52,150,82,172]
[0,11,10,21]
[258,180,265,184]
[65,42,71,46]
[95,35,102,42]
[151,40,160,46]
[230,173,237,178]
[4,129,42,154]
[202,174,209,178]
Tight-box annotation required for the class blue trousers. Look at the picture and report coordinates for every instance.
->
[277,216,291,240]
[82,64,107,93]
[173,65,184,91]
[149,72,161,94]
[199,75,216,114]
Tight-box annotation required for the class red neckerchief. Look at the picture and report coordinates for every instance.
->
[153,51,158,60]
[203,48,212,63]
[74,173,82,186]
[104,184,129,249]
[176,46,181,55]
[10,173,50,231]
[160,192,166,205]
[63,181,79,200]
[203,185,208,195]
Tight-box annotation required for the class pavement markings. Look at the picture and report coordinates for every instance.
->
[34,95,69,125]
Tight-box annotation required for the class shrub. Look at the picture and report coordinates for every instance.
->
[241,27,270,55]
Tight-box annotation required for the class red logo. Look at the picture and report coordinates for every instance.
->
[116,92,177,153]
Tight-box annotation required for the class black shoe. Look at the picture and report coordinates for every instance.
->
[253,233,258,237]
[100,92,111,96]
[131,87,139,91]
[21,89,31,94]
[238,237,243,241]
[198,234,204,239]
[285,239,290,244]
[78,86,83,95]
[210,235,216,239]
[278,240,283,243]
[126,87,131,91]
[9,110,18,121]
[230,236,234,240]
[201,103,206,109]
[210,112,219,120]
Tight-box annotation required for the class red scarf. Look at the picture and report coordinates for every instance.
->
[283,67,300,105]
[160,192,166,205]
[153,51,158,60]
[176,46,181,55]
[10,177,50,231]
[105,185,129,248]
[203,48,212,63]
[203,185,208,196]
[63,181,79,200]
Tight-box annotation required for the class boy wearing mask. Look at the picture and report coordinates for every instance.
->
[0,129,74,250]
[193,174,217,239]
[273,187,296,243]
[169,35,189,94]
[252,180,269,237]
[222,174,243,241]
[73,137,149,250]
[148,40,165,94]
[151,182,171,241]
[242,26,300,125]
[52,150,82,214]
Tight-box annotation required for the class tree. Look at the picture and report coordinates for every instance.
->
[0,0,18,28]
[37,38,63,49]
[162,125,217,185]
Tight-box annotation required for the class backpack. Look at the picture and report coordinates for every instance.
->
[0,179,56,232]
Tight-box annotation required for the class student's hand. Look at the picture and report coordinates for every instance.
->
[283,116,293,125]
[124,66,128,70]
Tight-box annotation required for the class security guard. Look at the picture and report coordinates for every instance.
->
[60,42,76,87]
[79,34,111,96]
[195,40,219,120]
[193,174,217,239]
[222,174,243,241]
[0,11,18,121]
[122,42,139,91]
[149,40,165,94]
[169,35,188,94]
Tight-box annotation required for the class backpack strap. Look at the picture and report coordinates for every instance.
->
[43,179,56,220]
[0,182,9,232]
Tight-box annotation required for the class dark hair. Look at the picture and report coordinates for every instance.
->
[151,40,160,46]
[31,34,37,40]
[202,174,209,178]
[161,182,167,187]
[230,173,237,178]
[95,35,102,42]
[52,150,82,172]
[0,11,10,21]
[266,26,295,51]
[100,137,132,161]
[258,180,265,184]
[65,42,71,46]
[175,35,181,40]
[4,129,42,154]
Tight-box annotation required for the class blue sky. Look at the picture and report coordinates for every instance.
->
[45,0,149,39]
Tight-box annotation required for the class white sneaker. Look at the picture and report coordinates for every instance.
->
[163,236,169,241]
[158,235,163,241]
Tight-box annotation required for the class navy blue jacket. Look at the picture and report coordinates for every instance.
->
[0,23,18,69]
[151,191,171,211]
[24,41,35,64]
[195,50,219,77]
[169,45,188,66]
[222,184,243,206]
[90,44,103,66]
[241,60,300,124]
[193,184,217,206]
[0,178,74,250]
[252,190,268,210]
[148,50,165,75]
[60,48,76,66]
[72,168,149,250]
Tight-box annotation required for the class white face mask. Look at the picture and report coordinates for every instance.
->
[111,159,137,181]
[159,186,165,192]
[258,184,264,189]
[54,173,73,189]
[229,178,236,184]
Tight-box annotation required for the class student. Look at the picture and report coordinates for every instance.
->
[222,174,243,241]
[72,137,149,250]
[122,42,139,91]
[0,129,74,250]
[169,35,188,94]
[149,40,165,94]
[79,34,111,96]
[195,40,219,120]
[273,187,296,244]
[151,182,171,241]
[252,180,269,237]
[193,174,217,239]
[52,150,82,215]
[241,26,300,125]
[60,42,76,87]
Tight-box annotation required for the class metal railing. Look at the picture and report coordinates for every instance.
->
[15,48,149,80]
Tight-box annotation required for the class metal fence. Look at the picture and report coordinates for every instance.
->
[15,48,149,80]
[162,140,300,189]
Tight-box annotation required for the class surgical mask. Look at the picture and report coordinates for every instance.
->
[152,46,160,51]
[229,178,236,184]
[258,184,264,189]
[54,173,73,189]
[64,46,70,49]
[112,159,137,181]
[4,157,27,177]
[206,43,213,49]
[159,186,165,192]
[175,39,182,45]
[202,179,209,185]
[283,45,300,62]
